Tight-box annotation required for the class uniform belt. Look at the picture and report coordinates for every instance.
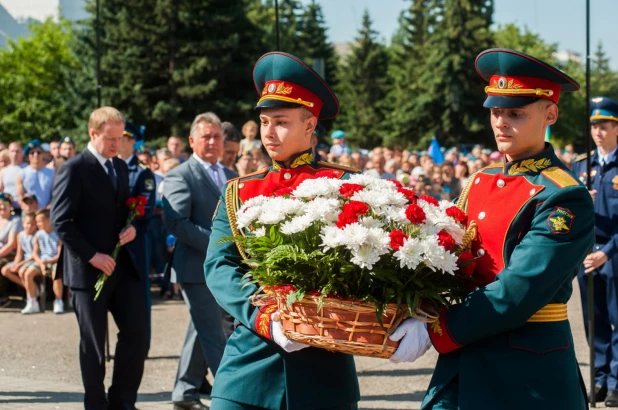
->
[527,303,567,323]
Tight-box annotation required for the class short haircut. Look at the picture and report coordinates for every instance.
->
[163,158,181,171]
[60,140,75,148]
[190,112,221,137]
[23,212,36,221]
[35,209,51,220]
[300,107,315,121]
[156,148,173,158]
[221,122,242,144]
[88,106,125,132]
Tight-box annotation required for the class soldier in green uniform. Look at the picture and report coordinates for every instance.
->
[388,49,595,410]
[203,52,360,410]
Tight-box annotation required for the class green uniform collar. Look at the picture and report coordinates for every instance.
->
[272,149,316,170]
[503,143,556,176]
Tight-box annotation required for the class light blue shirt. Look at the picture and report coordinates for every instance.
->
[192,153,225,192]
[21,166,55,209]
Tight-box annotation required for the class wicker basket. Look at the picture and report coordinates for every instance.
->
[273,291,410,359]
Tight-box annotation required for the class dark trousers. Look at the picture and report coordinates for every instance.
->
[425,376,458,410]
[210,398,358,410]
[72,264,149,410]
[578,266,618,391]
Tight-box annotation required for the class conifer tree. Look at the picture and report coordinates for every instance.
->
[335,10,389,148]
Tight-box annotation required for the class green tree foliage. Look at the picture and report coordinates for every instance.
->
[0,18,79,143]
[334,10,389,148]
[386,0,493,149]
[493,23,557,62]
[71,0,264,140]
[591,41,618,99]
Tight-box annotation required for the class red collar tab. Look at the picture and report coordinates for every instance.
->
[258,80,323,118]
[485,75,561,104]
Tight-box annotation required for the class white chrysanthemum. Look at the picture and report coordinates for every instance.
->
[304,197,342,224]
[351,188,407,209]
[253,226,266,237]
[439,200,455,211]
[236,205,262,229]
[393,237,424,270]
[359,216,385,229]
[292,178,342,199]
[350,244,382,270]
[378,205,410,225]
[255,197,304,225]
[341,223,370,251]
[242,195,269,208]
[366,227,391,255]
[428,213,465,244]
[419,222,440,237]
[280,214,315,235]
[347,173,384,188]
[420,236,458,274]
[320,225,347,250]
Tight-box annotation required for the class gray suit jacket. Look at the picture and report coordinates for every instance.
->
[163,156,237,284]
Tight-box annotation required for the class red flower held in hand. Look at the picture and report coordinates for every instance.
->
[126,197,138,207]
[458,250,476,277]
[397,187,417,203]
[389,230,408,250]
[437,230,456,252]
[136,195,148,206]
[135,205,146,217]
[405,204,426,224]
[339,183,364,199]
[418,195,439,207]
[446,206,467,224]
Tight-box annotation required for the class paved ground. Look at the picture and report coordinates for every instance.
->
[0,280,599,409]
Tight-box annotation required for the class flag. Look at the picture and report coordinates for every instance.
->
[428,137,444,165]
[544,126,551,142]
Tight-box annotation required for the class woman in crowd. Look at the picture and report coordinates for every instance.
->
[0,193,23,307]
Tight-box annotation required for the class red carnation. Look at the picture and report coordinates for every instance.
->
[405,204,426,224]
[446,206,467,224]
[126,197,137,207]
[314,170,339,179]
[389,230,408,250]
[388,179,403,188]
[457,250,476,277]
[342,200,370,217]
[397,187,417,203]
[135,205,146,217]
[437,230,456,251]
[336,211,359,228]
[339,183,364,199]
[136,195,148,206]
[418,194,439,207]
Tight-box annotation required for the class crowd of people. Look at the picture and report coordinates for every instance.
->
[0,125,584,313]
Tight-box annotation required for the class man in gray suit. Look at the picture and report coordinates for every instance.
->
[163,112,236,410]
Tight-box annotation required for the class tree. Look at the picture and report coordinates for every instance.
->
[334,10,389,148]
[0,18,79,143]
[71,0,265,141]
[591,41,618,99]
[493,23,557,63]
[386,0,494,148]
[385,0,438,148]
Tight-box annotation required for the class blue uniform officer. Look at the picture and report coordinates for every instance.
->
[574,96,618,406]
[119,121,157,347]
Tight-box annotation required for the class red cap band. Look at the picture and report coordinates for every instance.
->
[485,75,561,104]
[258,80,323,118]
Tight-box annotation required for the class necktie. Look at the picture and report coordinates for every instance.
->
[104,159,117,192]
[210,163,223,192]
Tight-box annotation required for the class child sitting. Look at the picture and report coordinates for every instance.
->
[21,209,62,314]
[0,212,36,290]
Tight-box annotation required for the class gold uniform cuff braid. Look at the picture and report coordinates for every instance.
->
[527,304,568,323]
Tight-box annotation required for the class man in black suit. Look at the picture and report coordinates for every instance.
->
[51,107,148,410]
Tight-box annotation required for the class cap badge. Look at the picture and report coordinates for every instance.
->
[498,77,507,89]
[592,97,604,103]
[267,83,276,93]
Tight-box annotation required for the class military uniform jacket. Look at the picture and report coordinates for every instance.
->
[125,155,156,279]
[421,145,594,410]
[572,148,618,276]
[204,151,360,410]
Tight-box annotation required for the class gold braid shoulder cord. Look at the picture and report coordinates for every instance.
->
[458,171,479,250]
[225,178,248,260]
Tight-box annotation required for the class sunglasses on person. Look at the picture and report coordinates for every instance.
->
[29,150,43,156]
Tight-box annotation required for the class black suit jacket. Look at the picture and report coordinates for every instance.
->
[51,149,137,289]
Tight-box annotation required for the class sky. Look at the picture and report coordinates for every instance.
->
[303,0,618,68]
[2,0,617,67]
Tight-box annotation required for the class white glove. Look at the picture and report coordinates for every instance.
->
[271,311,309,353]
[388,318,432,363]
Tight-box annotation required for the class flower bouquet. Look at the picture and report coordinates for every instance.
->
[93,195,148,301]
[229,174,476,358]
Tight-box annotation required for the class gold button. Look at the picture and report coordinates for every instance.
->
[284,172,292,180]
